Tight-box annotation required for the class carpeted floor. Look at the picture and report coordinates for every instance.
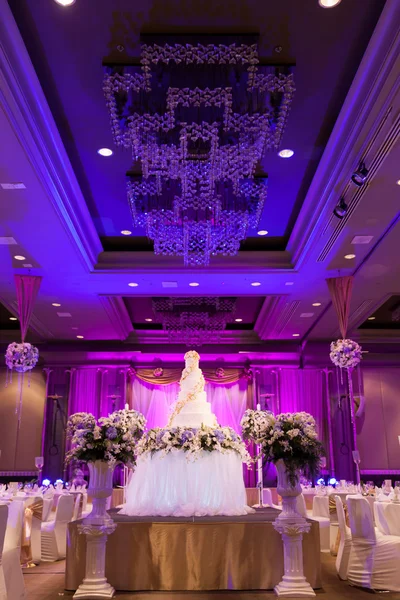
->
[24,553,400,600]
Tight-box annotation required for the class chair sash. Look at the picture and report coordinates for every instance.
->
[20,499,43,567]
[329,496,349,555]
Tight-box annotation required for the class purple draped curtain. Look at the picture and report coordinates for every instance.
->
[68,369,101,417]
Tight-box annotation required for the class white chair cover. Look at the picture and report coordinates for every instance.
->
[0,505,8,600]
[41,494,74,561]
[312,495,329,518]
[347,496,400,591]
[24,496,43,565]
[42,498,53,523]
[334,495,351,580]
[310,495,330,551]
[3,500,25,599]
[295,494,308,518]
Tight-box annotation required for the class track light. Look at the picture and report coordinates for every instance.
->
[333,198,348,219]
[351,162,369,187]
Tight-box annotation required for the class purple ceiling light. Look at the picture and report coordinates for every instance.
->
[103,36,295,265]
[152,296,236,346]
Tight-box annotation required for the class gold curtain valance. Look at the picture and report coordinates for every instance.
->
[134,368,249,386]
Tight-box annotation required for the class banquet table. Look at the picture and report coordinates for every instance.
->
[374,501,400,536]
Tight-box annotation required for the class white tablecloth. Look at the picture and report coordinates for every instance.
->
[120,449,252,517]
[374,502,400,536]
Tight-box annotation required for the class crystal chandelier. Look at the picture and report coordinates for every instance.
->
[152,297,236,346]
[103,36,295,265]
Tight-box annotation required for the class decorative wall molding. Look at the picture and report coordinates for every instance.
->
[98,296,134,341]
[288,0,400,268]
[0,0,102,271]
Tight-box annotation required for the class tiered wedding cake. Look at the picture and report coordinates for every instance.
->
[121,351,252,517]
[169,350,217,428]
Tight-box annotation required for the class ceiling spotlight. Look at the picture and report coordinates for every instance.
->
[97,148,113,157]
[145,318,153,322]
[344,254,356,260]
[128,282,139,287]
[9,317,17,321]
[235,318,243,322]
[278,149,294,158]
[257,230,268,236]
[312,302,322,307]
[351,162,369,187]
[189,282,199,287]
[52,303,61,307]
[14,255,26,261]
[292,333,300,337]
[251,282,261,287]
[76,335,84,339]
[318,0,342,7]
[367,316,376,321]
[285,282,294,286]
[396,180,400,186]
[54,0,76,5]
[121,230,132,235]
[333,198,348,219]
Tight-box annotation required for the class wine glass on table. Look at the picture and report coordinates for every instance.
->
[35,456,44,486]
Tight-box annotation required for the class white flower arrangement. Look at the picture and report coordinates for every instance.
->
[66,408,146,466]
[330,338,362,369]
[137,425,252,466]
[241,410,324,485]
[5,342,39,373]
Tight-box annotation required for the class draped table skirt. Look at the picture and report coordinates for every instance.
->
[65,510,322,591]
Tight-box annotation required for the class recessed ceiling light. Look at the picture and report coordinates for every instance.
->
[292,333,300,337]
[76,335,84,339]
[14,255,26,261]
[235,318,243,322]
[54,0,76,5]
[344,254,356,260]
[52,303,61,307]
[312,302,322,307]
[145,318,153,322]
[251,282,261,287]
[9,317,17,321]
[285,281,294,286]
[97,148,113,157]
[121,230,132,235]
[278,149,294,158]
[189,282,199,287]
[128,282,139,287]
[318,0,342,7]
[367,316,376,321]
[351,235,374,245]
[396,180,400,186]
[257,230,268,236]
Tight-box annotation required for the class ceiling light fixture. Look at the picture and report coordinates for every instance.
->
[235,318,243,322]
[52,303,61,307]
[285,282,294,286]
[367,316,376,321]
[14,255,26,261]
[318,0,342,7]
[9,317,17,321]
[351,162,369,187]
[54,0,76,5]
[189,282,200,287]
[76,335,84,339]
[145,318,153,322]
[312,302,322,307]
[344,254,356,260]
[251,282,261,287]
[121,230,132,235]
[333,198,348,219]
[128,282,139,287]
[292,333,300,337]
[97,148,113,157]
[257,230,268,236]
[396,180,400,186]
[278,149,294,158]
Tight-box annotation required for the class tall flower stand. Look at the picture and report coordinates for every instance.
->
[273,460,315,598]
[74,461,117,599]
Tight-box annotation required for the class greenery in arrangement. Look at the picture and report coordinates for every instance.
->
[241,409,325,485]
[66,409,146,466]
[137,425,252,466]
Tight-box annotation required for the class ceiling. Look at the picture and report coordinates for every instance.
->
[0,0,399,364]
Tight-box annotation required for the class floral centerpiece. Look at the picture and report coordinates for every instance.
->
[330,338,362,370]
[5,342,39,373]
[66,409,146,467]
[241,410,324,486]
[137,425,252,466]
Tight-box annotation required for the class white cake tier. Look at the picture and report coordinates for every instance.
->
[171,397,217,428]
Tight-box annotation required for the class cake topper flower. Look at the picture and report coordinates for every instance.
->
[184,350,200,362]
[153,367,163,377]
